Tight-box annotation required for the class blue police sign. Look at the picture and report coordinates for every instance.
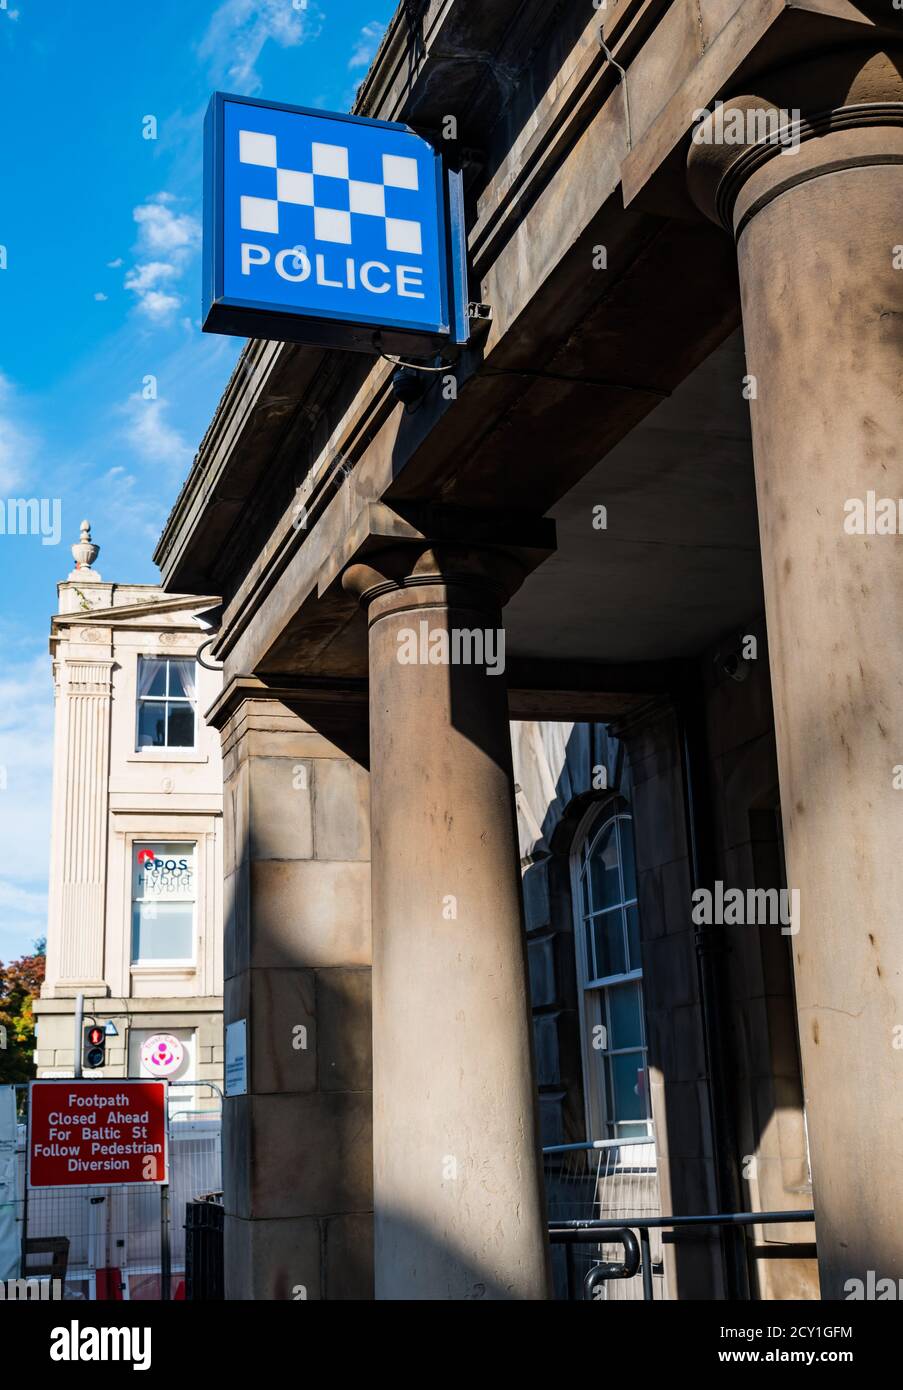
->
[203,93,469,355]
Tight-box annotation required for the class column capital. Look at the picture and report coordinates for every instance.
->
[64,658,116,694]
[342,542,531,620]
[687,44,903,237]
[324,501,555,620]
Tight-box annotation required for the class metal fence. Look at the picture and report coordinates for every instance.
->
[10,1082,221,1300]
[543,1135,666,1300]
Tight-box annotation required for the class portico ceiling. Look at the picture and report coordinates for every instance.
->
[506,330,763,665]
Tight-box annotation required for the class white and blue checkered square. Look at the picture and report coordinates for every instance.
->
[238,129,423,255]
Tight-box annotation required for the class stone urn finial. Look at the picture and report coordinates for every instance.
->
[72,520,99,570]
[68,520,102,582]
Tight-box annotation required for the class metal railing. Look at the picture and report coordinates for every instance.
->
[549,1209,816,1301]
[543,1136,664,1300]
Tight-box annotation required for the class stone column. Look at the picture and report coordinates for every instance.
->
[688,45,903,1299]
[343,544,551,1300]
[213,684,373,1299]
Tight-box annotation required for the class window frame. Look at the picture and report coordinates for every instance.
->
[130,839,198,968]
[570,803,652,1142]
[135,656,197,752]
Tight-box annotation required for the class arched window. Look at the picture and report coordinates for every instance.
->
[571,805,651,1140]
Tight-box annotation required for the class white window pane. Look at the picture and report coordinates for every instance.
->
[138,657,166,697]
[588,819,620,911]
[608,981,643,1050]
[615,1122,651,1140]
[137,701,166,747]
[591,908,627,979]
[626,903,641,972]
[619,816,638,901]
[136,658,197,749]
[579,865,592,921]
[132,901,193,961]
[608,1052,650,1124]
[133,843,196,900]
[166,704,195,747]
[167,661,195,700]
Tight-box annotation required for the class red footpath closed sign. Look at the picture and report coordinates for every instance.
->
[28,1081,168,1188]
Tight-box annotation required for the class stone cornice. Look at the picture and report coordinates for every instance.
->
[53,593,221,626]
[33,995,224,1014]
[602,0,672,51]
[205,674,369,731]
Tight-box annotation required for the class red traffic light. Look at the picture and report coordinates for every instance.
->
[83,1022,107,1068]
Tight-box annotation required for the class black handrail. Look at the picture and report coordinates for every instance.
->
[548,1210,815,1301]
[550,1226,641,1301]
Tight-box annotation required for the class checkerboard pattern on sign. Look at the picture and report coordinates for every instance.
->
[238,129,423,255]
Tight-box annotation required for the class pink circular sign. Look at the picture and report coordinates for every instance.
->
[141,1033,184,1077]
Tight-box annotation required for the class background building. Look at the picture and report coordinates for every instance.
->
[34,523,224,1102]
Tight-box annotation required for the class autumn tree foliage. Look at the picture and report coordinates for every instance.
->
[0,941,45,1084]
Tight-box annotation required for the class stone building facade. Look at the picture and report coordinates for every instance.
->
[155,2,902,1299]
[35,526,224,1101]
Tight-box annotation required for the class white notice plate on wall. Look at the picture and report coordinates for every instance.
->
[225,1019,248,1096]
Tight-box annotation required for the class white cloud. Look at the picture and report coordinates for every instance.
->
[199,0,322,95]
[122,394,193,471]
[125,197,200,324]
[107,257,123,269]
[124,261,179,294]
[133,196,200,257]
[125,262,182,321]
[0,371,36,492]
[135,290,183,323]
[94,291,108,302]
[349,20,385,71]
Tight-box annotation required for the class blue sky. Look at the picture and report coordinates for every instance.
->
[0,0,396,959]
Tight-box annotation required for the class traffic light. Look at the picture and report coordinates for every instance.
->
[83,1024,106,1070]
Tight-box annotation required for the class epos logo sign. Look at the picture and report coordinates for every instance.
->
[203,93,467,353]
[136,849,189,873]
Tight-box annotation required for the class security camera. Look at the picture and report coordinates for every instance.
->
[391,367,429,405]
